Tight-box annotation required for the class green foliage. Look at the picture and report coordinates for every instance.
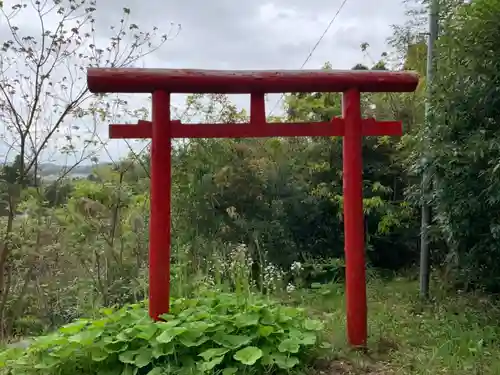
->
[169,60,423,273]
[0,293,324,375]
[0,155,36,187]
[421,0,500,291]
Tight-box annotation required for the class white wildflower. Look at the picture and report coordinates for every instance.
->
[262,262,285,293]
[291,261,303,273]
[286,282,296,293]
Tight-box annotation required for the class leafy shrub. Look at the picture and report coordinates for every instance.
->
[0,292,325,375]
[301,259,345,286]
[423,0,500,291]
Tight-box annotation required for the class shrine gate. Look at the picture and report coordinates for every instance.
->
[86,68,419,347]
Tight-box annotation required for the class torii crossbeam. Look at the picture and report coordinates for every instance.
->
[87,68,419,347]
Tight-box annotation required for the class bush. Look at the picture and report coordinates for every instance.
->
[0,292,325,375]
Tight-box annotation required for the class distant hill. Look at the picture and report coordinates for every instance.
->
[38,163,112,178]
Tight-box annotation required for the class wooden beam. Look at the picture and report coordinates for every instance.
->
[88,68,419,94]
[108,118,402,139]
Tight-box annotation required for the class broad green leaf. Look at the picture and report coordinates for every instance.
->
[212,333,253,349]
[158,314,176,320]
[233,346,263,365]
[104,341,129,353]
[119,350,137,364]
[156,327,187,343]
[257,325,274,337]
[259,308,276,325]
[90,346,109,361]
[272,353,300,369]
[59,320,89,334]
[48,345,77,359]
[116,330,131,342]
[184,321,213,332]
[178,328,203,340]
[222,368,238,375]
[101,307,115,316]
[117,327,136,342]
[188,311,211,321]
[135,324,158,340]
[178,334,208,347]
[261,354,274,366]
[92,318,108,328]
[33,355,59,369]
[134,347,153,368]
[278,338,301,353]
[233,312,260,327]
[197,355,224,372]
[300,332,317,346]
[198,348,229,361]
[304,319,324,331]
[33,335,65,348]
[68,329,102,344]
[152,343,174,358]
[156,320,181,330]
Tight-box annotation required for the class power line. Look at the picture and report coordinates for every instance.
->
[267,0,349,117]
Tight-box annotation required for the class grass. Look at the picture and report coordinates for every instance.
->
[292,278,500,375]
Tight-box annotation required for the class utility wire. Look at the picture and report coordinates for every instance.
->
[267,0,349,117]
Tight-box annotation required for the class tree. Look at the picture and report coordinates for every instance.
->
[421,0,500,291]
[0,154,36,187]
[0,0,177,339]
[166,60,425,276]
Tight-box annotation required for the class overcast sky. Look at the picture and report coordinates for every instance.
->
[0,0,411,167]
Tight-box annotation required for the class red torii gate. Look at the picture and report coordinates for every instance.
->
[87,68,419,347]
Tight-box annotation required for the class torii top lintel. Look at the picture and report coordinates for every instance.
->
[87,68,419,94]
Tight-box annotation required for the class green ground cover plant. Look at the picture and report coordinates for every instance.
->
[0,292,325,375]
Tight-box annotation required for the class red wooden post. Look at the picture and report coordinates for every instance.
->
[86,68,419,347]
[87,68,419,94]
[342,89,367,347]
[149,90,172,320]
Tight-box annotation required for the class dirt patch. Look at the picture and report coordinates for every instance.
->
[307,335,400,374]
[310,358,394,374]
[311,358,357,374]
[309,338,400,375]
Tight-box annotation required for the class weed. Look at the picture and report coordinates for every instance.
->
[0,291,325,375]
